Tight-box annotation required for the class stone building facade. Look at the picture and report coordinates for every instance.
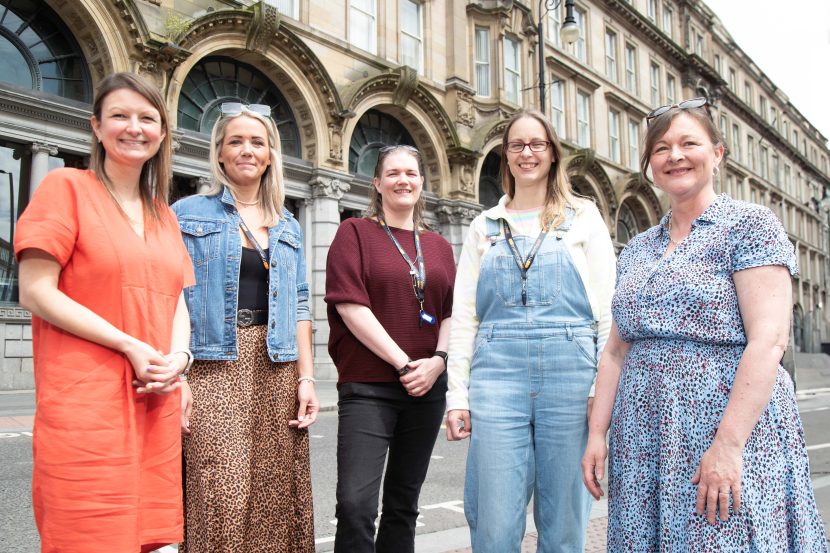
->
[0,0,828,386]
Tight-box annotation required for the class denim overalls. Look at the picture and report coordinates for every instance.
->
[464,209,595,553]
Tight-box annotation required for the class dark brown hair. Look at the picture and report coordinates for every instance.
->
[90,72,172,220]
[366,145,430,230]
[500,110,575,230]
[639,106,725,182]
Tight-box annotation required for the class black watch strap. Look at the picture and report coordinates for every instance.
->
[433,350,448,366]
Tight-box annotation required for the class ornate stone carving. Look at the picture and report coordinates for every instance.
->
[310,176,350,200]
[328,124,344,162]
[435,199,480,225]
[0,306,31,322]
[247,2,281,55]
[456,90,475,128]
[30,143,59,156]
[393,66,419,108]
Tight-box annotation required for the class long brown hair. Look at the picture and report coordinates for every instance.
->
[365,145,431,230]
[640,105,725,183]
[206,111,284,227]
[500,110,575,230]
[89,72,172,220]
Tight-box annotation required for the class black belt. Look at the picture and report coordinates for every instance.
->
[237,309,268,327]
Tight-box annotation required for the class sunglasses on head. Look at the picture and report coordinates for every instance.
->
[646,97,708,125]
[220,102,272,118]
[378,144,419,154]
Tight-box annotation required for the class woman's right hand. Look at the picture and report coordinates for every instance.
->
[124,339,180,394]
[446,409,471,441]
[581,432,608,500]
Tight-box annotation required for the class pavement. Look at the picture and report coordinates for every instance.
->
[2,351,830,552]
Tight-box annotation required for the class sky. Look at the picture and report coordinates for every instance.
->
[704,0,830,143]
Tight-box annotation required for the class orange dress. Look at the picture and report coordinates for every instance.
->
[14,168,195,553]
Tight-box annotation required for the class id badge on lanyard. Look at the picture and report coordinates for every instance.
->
[378,215,435,327]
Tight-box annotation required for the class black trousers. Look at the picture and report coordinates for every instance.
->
[333,374,447,553]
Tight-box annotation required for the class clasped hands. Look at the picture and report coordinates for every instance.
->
[399,355,444,397]
[126,339,186,395]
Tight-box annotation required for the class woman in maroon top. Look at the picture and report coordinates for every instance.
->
[325,145,456,553]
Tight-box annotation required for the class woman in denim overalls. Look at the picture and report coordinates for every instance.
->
[446,110,616,552]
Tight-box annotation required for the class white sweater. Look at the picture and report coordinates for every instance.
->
[445,195,617,412]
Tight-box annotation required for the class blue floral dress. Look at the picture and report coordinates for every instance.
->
[609,194,828,552]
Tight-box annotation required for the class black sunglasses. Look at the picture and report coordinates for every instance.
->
[646,97,708,125]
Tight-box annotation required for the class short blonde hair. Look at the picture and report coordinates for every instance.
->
[206,111,284,226]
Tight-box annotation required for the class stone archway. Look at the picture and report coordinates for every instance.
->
[564,150,617,223]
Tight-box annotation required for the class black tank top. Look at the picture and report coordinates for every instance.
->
[238,247,269,311]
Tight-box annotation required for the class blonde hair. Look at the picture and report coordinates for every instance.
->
[90,72,172,221]
[500,110,575,230]
[365,145,431,230]
[206,111,284,226]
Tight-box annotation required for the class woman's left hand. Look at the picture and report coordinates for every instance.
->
[290,380,319,429]
[400,356,444,397]
[691,440,743,523]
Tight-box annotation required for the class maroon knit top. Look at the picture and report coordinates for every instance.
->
[325,217,456,384]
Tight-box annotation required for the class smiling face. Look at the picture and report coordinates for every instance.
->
[648,113,724,201]
[217,114,272,189]
[505,116,554,189]
[91,88,165,170]
[373,150,424,216]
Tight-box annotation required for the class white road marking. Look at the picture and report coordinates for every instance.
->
[806,442,830,451]
[421,500,465,514]
[310,434,325,439]
[801,406,829,413]
[431,455,444,460]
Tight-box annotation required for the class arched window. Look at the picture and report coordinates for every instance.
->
[349,109,418,182]
[478,151,501,209]
[616,202,638,244]
[0,0,90,102]
[177,56,301,158]
[615,197,651,244]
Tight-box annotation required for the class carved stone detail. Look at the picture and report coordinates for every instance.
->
[30,143,59,156]
[393,66,419,108]
[247,2,281,55]
[435,199,480,225]
[0,306,31,322]
[310,176,350,200]
[328,124,344,162]
[456,90,475,128]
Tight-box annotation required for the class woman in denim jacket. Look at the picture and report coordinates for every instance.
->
[172,103,317,553]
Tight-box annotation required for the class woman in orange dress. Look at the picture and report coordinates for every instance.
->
[14,72,194,553]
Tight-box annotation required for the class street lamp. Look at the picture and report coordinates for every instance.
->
[537,0,580,114]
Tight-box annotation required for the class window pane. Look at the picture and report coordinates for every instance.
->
[628,121,640,171]
[551,80,565,137]
[609,110,620,162]
[400,0,420,36]
[577,91,590,147]
[475,28,491,97]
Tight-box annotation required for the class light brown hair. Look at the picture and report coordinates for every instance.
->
[500,110,575,230]
[640,106,725,182]
[90,72,172,221]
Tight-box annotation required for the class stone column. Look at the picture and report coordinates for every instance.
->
[435,198,481,260]
[29,142,59,196]
[308,170,351,380]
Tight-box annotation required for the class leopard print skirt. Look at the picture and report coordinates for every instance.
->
[182,325,314,553]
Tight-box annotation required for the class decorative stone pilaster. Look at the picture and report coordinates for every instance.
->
[29,142,59,196]
[436,198,482,259]
[308,170,352,379]
[446,147,480,201]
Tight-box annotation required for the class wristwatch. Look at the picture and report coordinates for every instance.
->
[433,350,448,368]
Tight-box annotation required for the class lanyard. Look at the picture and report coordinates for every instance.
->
[239,218,269,270]
[501,219,549,306]
[377,214,434,326]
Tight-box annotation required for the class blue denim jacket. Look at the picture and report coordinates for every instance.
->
[172,187,311,361]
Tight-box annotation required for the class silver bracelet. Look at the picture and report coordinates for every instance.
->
[171,349,194,376]
[298,376,316,385]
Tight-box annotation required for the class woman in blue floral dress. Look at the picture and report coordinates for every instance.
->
[582,98,828,551]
